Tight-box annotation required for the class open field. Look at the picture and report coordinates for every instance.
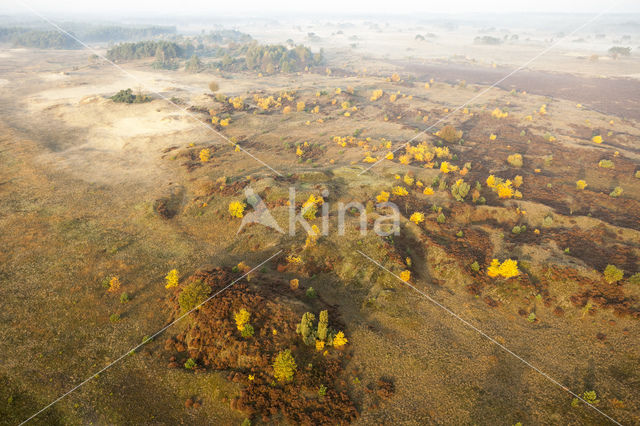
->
[0,13,639,425]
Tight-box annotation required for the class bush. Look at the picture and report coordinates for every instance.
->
[184,358,196,369]
[332,331,348,348]
[101,276,111,289]
[107,276,121,293]
[474,36,502,45]
[598,159,614,169]
[437,125,462,143]
[609,186,623,198]
[512,225,526,234]
[110,88,151,104]
[120,292,129,303]
[318,384,327,397]
[487,259,520,279]
[178,280,210,313]
[273,349,297,382]
[241,324,255,338]
[208,81,219,92]
[109,313,120,323]
[603,265,623,284]
[289,278,299,290]
[306,287,317,298]
[198,148,210,163]
[228,201,246,218]
[583,390,599,404]
[507,153,523,168]
[451,179,470,202]
[410,212,425,225]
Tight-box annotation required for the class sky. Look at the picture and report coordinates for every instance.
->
[2,0,640,16]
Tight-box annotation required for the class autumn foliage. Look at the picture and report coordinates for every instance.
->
[272,349,297,382]
[165,269,179,289]
[487,259,520,279]
[229,201,246,218]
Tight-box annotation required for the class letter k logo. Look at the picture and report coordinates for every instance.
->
[237,187,284,234]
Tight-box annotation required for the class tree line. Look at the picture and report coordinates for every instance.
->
[106,40,193,61]
[0,27,79,49]
[0,24,176,49]
[106,38,323,74]
[212,42,323,73]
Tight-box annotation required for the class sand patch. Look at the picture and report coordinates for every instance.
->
[40,72,69,82]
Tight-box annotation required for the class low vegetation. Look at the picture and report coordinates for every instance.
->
[110,88,151,103]
[178,280,210,313]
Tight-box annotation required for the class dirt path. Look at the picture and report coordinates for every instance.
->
[399,60,640,121]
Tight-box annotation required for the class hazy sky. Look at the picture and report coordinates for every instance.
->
[3,0,640,16]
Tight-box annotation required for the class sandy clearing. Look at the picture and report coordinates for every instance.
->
[40,72,69,81]
[110,112,195,137]
[29,68,206,104]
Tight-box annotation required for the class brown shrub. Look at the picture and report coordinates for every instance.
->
[438,125,462,143]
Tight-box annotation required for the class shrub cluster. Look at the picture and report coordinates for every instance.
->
[178,280,210,313]
[110,88,151,104]
[296,310,346,349]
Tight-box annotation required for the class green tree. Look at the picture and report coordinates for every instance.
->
[185,54,202,72]
[296,312,316,345]
[317,310,329,341]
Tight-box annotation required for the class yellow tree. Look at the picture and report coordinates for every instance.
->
[165,269,179,289]
[229,201,246,218]
[273,350,297,382]
[199,149,210,163]
[108,277,121,293]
